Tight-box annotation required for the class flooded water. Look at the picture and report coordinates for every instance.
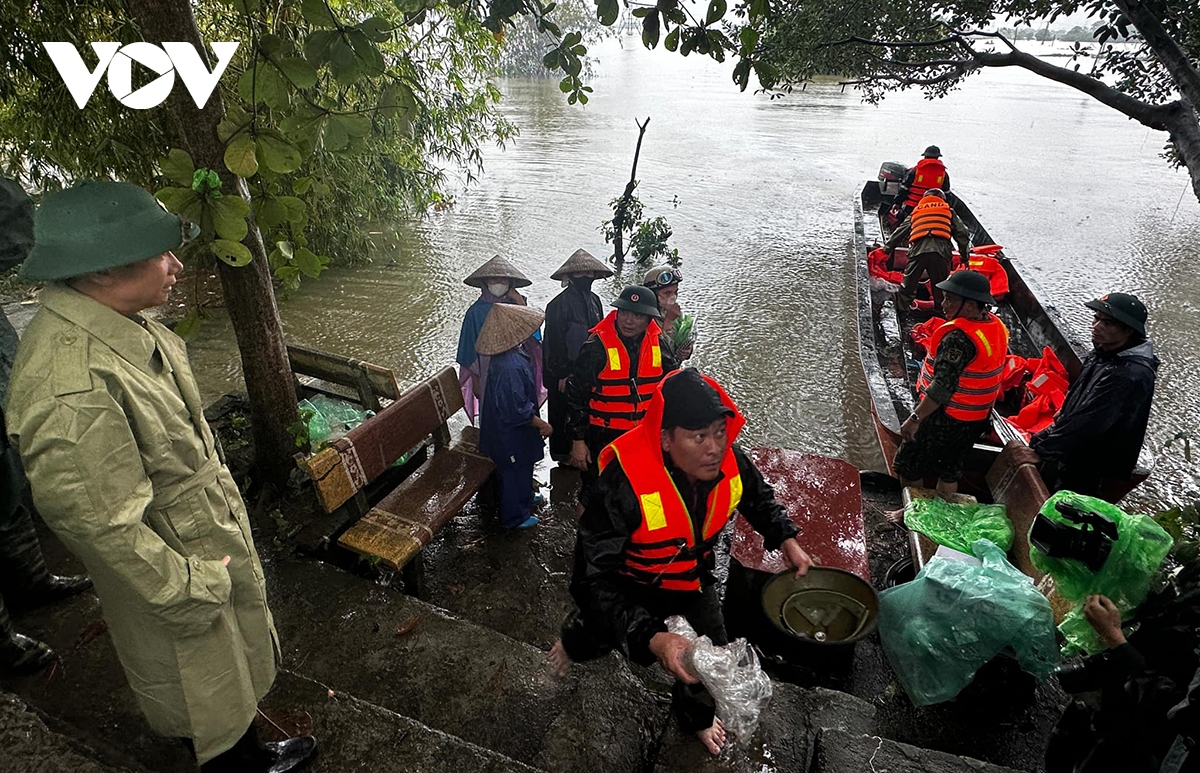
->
[186,38,1200,511]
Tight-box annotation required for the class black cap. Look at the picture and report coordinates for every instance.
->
[1085,292,1147,336]
[661,368,734,431]
[923,145,942,158]
[612,284,663,319]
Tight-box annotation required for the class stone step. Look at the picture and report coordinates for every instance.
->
[267,558,669,773]
[413,463,580,651]
[811,728,1026,773]
[262,670,540,773]
[652,683,877,772]
[0,690,137,773]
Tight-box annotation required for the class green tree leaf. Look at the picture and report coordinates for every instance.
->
[174,310,202,341]
[224,133,259,178]
[257,196,289,229]
[358,16,393,43]
[664,28,680,52]
[212,239,253,267]
[642,12,660,48]
[278,196,308,227]
[210,195,250,242]
[155,186,200,215]
[276,56,319,89]
[258,132,304,173]
[705,0,726,26]
[301,0,338,28]
[323,117,349,151]
[161,149,196,187]
[596,0,619,25]
[294,246,328,278]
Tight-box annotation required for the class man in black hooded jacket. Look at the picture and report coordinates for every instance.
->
[1030,292,1158,500]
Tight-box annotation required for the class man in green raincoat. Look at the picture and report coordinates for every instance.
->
[5,182,316,772]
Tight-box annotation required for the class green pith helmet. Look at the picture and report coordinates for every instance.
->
[936,269,995,305]
[1085,292,1148,336]
[611,285,663,319]
[20,181,199,282]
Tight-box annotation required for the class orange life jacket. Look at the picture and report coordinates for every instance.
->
[904,158,948,207]
[916,314,1010,421]
[909,196,953,242]
[587,310,665,431]
[598,371,747,592]
[951,247,1010,299]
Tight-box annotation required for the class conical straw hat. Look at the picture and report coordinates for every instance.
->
[475,303,545,355]
[550,248,614,281]
[464,254,532,288]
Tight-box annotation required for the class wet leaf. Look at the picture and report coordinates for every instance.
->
[257,196,288,229]
[395,615,420,636]
[174,310,202,341]
[210,195,250,242]
[596,0,619,25]
[301,0,338,27]
[161,149,196,187]
[664,28,679,52]
[224,133,259,178]
[448,582,465,594]
[276,56,318,89]
[212,239,253,267]
[258,132,303,173]
[155,186,199,215]
[705,0,726,25]
[278,196,308,226]
[294,247,327,278]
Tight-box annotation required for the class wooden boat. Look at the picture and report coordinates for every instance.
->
[853,173,1152,503]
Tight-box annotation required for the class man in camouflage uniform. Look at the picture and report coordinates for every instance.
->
[0,177,91,675]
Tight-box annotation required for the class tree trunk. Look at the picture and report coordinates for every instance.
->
[612,117,650,264]
[1166,100,1200,205]
[126,0,299,487]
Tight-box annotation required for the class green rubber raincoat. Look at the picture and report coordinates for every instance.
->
[5,284,278,763]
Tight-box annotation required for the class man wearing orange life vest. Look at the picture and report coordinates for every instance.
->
[893,270,1010,499]
[550,368,811,755]
[885,188,972,315]
[895,145,950,219]
[564,285,678,504]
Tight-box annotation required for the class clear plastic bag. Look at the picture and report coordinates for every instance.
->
[665,616,772,742]
[878,539,1058,706]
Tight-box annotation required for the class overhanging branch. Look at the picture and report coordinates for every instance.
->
[1111,0,1200,109]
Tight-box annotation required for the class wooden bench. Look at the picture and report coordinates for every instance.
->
[288,343,402,412]
[294,365,494,580]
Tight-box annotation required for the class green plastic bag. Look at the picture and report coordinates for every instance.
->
[904,498,1014,554]
[879,539,1058,706]
[1030,490,1173,656]
[299,396,374,449]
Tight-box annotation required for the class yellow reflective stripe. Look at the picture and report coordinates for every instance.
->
[606,347,621,371]
[651,345,661,368]
[729,474,743,515]
[973,328,993,357]
[641,492,667,531]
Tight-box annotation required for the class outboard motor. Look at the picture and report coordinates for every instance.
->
[878,162,907,198]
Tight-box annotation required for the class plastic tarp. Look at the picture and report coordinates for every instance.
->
[299,395,374,449]
[1031,491,1174,656]
[879,539,1058,706]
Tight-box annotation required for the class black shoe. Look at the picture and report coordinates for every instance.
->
[11,575,93,613]
[0,633,56,675]
[263,736,318,773]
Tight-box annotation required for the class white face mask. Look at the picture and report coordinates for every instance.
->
[487,281,510,297]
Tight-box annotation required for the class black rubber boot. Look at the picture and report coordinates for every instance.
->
[201,725,317,773]
[9,574,93,614]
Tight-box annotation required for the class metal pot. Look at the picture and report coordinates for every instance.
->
[760,567,879,649]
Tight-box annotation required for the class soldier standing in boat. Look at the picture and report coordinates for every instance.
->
[885,189,972,316]
[564,285,678,509]
[549,368,812,755]
[892,270,1010,500]
[542,249,612,462]
[894,145,951,221]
